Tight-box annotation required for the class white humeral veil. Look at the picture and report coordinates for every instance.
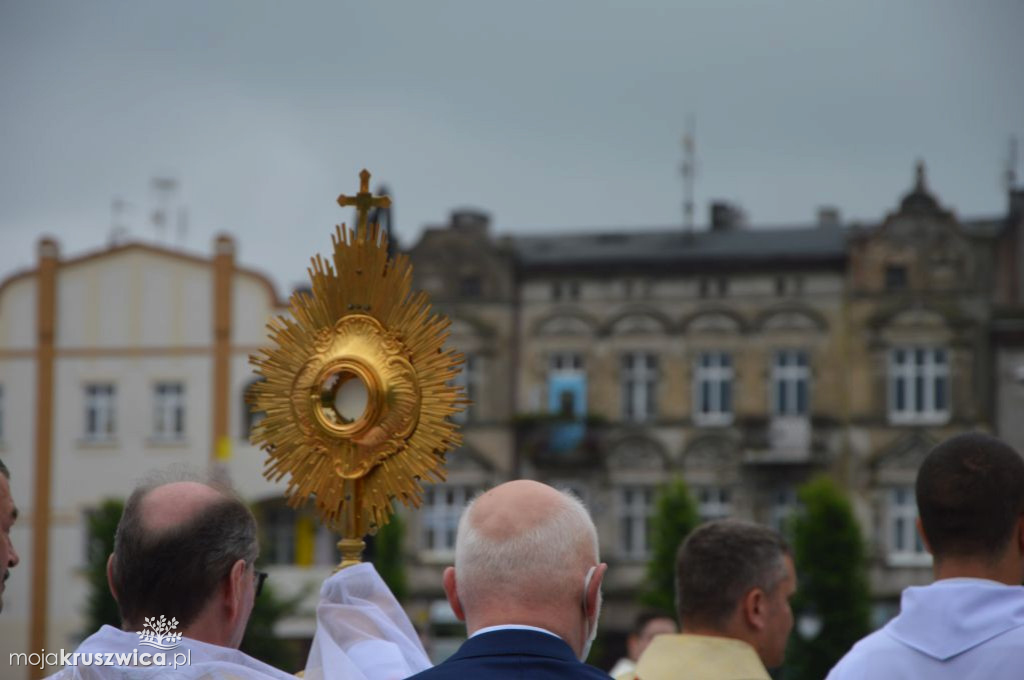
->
[48,563,432,680]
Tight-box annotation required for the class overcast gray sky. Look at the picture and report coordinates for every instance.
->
[1,1,1021,294]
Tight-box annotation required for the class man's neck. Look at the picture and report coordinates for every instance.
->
[465,608,577,652]
[933,556,1022,586]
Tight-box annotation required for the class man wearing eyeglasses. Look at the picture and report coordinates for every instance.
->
[51,476,429,679]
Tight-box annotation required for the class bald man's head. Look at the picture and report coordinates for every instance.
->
[454,481,599,612]
[110,477,258,629]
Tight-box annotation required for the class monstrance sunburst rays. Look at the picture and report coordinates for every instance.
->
[249,189,464,567]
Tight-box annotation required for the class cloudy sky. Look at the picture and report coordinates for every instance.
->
[1,1,1021,294]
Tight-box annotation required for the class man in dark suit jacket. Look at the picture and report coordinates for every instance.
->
[407,480,609,679]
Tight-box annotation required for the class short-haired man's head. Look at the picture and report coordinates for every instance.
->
[917,432,1024,562]
[110,479,258,629]
[454,484,598,611]
[676,520,791,630]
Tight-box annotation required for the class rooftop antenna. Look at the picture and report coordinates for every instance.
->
[681,115,697,232]
[1006,135,1019,191]
[150,176,179,242]
[176,206,189,247]
[109,197,130,245]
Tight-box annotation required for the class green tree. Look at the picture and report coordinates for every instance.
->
[640,477,700,616]
[785,476,871,680]
[84,498,124,634]
[372,511,408,602]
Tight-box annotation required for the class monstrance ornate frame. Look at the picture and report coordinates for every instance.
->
[249,170,465,568]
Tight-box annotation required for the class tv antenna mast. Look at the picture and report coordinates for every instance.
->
[681,115,697,231]
[1005,135,1019,191]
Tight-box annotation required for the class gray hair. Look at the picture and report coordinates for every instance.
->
[676,519,791,630]
[110,468,258,628]
[455,487,599,609]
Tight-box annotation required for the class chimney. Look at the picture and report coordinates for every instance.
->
[817,206,841,228]
[710,201,744,231]
[450,209,490,237]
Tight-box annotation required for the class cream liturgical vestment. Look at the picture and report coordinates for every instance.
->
[826,578,1024,680]
[617,634,770,680]
[48,564,432,680]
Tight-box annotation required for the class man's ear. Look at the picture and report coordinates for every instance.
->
[224,559,248,624]
[915,517,934,555]
[443,566,465,621]
[106,554,119,604]
[742,587,767,632]
[584,563,607,618]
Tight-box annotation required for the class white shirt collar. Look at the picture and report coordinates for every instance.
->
[470,624,561,640]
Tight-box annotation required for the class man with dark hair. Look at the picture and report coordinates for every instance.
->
[621,520,796,680]
[54,476,431,679]
[608,611,677,677]
[827,432,1024,679]
[0,457,21,614]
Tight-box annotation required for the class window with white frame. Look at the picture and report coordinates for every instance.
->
[694,352,733,425]
[452,353,482,424]
[770,487,799,533]
[621,352,658,422]
[887,486,928,564]
[772,350,810,417]
[696,486,732,522]
[264,505,296,565]
[152,382,186,440]
[889,347,950,424]
[84,383,116,441]
[619,485,655,559]
[421,485,476,554]
[549,351,584,373]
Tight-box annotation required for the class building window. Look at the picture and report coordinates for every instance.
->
[696,486,732,522]
[619,485,655,560]
[453,353,482,423]
[548,352,586,418]
[889,347,950,424]
[885,265,908,291]
[552,281,581,302]
[460,275,482,298]
[152,382,185,441]
[772,350,810,417]
[770,487,799,533]
[242,379,266,440]
[84,383,116,441]
[263,505,296,565]
[887,486,928,565]
[421,485,476,554]
[621,352,658,422]
[694,352,733,426]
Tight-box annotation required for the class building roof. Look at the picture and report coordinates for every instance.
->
[512,224,849,271]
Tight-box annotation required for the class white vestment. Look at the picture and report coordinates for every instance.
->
[826,578,1024,680]
[49,563,432,680]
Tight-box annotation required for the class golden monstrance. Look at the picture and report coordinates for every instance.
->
[249,169,465,568]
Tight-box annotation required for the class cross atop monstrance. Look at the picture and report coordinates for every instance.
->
[250,169,464,571]
[337,168,392,234]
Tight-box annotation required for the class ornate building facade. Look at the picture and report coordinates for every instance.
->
[405,165,1024,633]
